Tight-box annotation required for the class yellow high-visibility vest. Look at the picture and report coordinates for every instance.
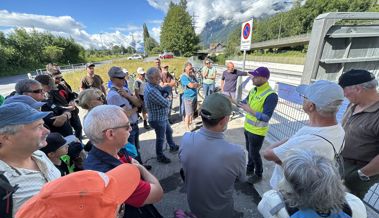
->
[244,82,275,136]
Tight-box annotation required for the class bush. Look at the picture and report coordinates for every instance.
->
[183,52,193,57]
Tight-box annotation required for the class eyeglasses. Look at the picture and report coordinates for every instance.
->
[102,122,131,132]
[55,77,63,80]
[27,89,44,94]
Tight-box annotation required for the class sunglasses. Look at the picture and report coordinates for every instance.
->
[102,122,131,132]
[27,89,44,94]
[55,77,63,80]
[114,77,125,80]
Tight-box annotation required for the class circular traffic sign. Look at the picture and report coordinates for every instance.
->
[243,23,251,39]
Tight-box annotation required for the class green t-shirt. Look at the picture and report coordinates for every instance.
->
[202,66,217,84]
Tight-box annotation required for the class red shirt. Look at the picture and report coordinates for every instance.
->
[119,155,151,207]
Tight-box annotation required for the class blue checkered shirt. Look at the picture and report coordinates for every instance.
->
[144,82,170,121]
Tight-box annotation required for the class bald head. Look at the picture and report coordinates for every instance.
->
[227,62,235,72]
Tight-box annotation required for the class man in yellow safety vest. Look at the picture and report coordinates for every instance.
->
[238,67,278,184]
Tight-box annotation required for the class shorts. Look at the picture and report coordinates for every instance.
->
[184,98,197,116]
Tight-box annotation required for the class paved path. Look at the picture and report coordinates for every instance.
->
[134,95,263,217]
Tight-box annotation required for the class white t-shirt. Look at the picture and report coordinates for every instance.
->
[270,124,345,189]
[258,190,366,218]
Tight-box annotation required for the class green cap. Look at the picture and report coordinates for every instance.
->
[201,93,232,119]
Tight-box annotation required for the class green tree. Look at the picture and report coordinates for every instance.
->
[160,1,199,56]
[225,27,241,57]
[143,23,158,54]
[43,45,64,63]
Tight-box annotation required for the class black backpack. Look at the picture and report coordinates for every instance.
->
[0,171,18,218]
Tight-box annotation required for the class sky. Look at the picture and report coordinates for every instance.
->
[0,0,296,50]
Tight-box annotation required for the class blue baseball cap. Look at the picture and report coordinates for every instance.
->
[296,80,344,108]
[0,102,51,128]
[4,95,46,109]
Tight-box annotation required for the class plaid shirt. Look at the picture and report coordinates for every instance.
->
[144,82,170,121]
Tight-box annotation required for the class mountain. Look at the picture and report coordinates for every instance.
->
[199,18,239,48]
[198,0,295,48]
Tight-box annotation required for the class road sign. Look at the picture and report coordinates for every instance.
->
[240,19,253,51]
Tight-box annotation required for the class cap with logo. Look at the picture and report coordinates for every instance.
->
[4,95,46,109]
[338,69,376,88]
[108,66,126,78]
[248,67,270,79]
[86,63,95,68]
[296,80,344,109]
[0,102,51,129]
[201,93,232,119]
[15,164,140,218]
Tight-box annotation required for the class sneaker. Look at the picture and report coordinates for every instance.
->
[169,145,179,153]
[248,174,262,184]
[157,156,171,164]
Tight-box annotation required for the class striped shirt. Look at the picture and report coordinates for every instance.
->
[0,150,61,216]
[144,82,170,121]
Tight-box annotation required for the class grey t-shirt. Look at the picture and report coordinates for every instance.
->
[222,70,247,92]
[179,128,246,218]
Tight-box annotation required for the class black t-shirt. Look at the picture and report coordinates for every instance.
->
[55,161,70,176]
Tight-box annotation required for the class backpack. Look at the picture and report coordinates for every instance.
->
[0,171,18,218]
[270,192,352,218]
[311,134,345,179]
[284,201,352,218]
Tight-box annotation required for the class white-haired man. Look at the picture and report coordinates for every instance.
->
[83,105,163,212]
[144,67,179,164]
[264,80,345,189]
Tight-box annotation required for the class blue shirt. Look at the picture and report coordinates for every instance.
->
[180,74,197,100]
[84,146,122,172]
[144,82,170,121]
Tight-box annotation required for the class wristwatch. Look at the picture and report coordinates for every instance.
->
[357,169,370,181]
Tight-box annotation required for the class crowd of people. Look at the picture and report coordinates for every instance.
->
[0,57,377,218]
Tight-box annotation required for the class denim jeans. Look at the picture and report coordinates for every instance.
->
[149,120,176,157]
[127,123,142,163]
[203,83,215,97]
[244,130,265,177]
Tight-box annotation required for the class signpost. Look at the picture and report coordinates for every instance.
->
[237,19,253,101]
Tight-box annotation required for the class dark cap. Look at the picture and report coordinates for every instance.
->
[338,69,376,88]
[4,95,46,109]
[40,132,68,154]
[248,67,270,79]
[201,93,232,119]
[0,102,50,129]
[108,66,126,78]
[86,63,95,68]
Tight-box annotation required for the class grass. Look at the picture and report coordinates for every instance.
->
[63,57,188,92]
[229,51,306,65]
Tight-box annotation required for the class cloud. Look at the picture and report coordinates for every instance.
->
[151,26,161,42]
[147,0,296,34]
[0,10,144,50]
